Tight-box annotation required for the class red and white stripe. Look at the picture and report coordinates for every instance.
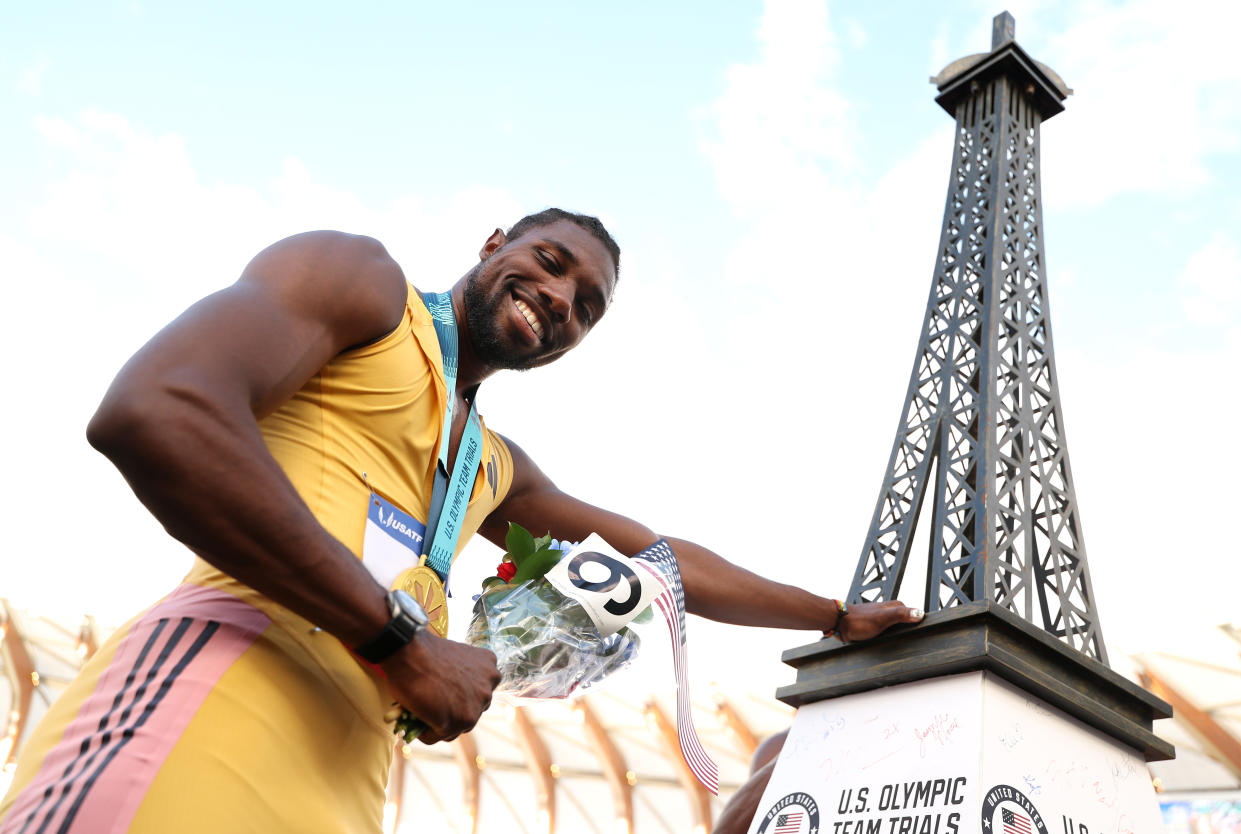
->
[636,561,719,794]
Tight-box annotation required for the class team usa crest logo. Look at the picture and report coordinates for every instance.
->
[980,785,1049,834]
[756,792,820,834]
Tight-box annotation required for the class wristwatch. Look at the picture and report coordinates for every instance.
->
[354,590,429,664]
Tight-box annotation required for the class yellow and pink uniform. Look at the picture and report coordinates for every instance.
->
[1,285,514,833]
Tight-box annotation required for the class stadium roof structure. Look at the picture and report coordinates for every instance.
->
[0,599,791,833]
[3,599,1240,833]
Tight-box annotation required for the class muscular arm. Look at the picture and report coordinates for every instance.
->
[481,439,919,638]
[87,232,499,740]
[89,231,404,643]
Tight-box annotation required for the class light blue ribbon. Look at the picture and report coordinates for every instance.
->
[420,291,484,582]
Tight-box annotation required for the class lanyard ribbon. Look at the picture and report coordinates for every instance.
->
[420,291,484,583]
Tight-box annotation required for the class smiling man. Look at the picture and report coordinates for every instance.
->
[0,208,920,833]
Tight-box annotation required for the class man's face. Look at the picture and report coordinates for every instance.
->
[463,220,617,371]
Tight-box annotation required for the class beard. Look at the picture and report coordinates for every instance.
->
[462,262,541,371]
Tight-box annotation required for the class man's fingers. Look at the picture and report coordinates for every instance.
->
[881,600,924,624]
[831,600,924,643]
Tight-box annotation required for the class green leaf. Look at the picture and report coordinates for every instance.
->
[533,532,553,551]
[511,547,563,584]
[480,576,506,591]
[505,522,535,561]
[632,605,653,624]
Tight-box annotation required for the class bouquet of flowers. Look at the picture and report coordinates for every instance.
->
[392,524,649,742]
[464,523,649,699]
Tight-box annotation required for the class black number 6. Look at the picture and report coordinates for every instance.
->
[567,552,642,616]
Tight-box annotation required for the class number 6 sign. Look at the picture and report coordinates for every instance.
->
[544,534,664,636]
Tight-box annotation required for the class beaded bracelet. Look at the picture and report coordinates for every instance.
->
[823,598,849,640]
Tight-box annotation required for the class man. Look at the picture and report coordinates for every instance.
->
[714,729,793,834]
[1,209,920,833]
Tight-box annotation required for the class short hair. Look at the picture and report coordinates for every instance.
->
[506,208,620,279]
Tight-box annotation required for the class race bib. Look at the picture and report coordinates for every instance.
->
[543,533,664,637]
[361,493,426,589]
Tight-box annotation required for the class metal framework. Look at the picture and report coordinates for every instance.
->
[1138,664,1241,779]
[512,705,556,833]
[713,695,758,760]
[577,697,634,834]
[450,732,482,834]
[644,698,712,833]
[847,13,1108,663]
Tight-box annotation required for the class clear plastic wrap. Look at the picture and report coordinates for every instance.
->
[465,578,643,699]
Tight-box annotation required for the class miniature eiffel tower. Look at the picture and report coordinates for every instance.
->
[772,13,1172,776]
[750,19,1172,828]
[846,11,1108,663]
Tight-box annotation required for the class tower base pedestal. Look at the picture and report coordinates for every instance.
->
[745,608,1172,834]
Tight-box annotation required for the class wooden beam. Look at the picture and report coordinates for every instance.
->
[452,732,481,834]
[1219,623,1241,648]
[714,694,758,759]
[1,602,36,771]
[1139,664,1241,778]
[645,698,712,833]
[577,697,634,834]
[77,615,99,661]
[513,706,556,833]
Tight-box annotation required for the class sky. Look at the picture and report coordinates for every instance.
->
[2,0,1239,694]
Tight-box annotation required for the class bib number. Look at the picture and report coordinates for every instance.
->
[545,533,662,636]
[566,552,643,617]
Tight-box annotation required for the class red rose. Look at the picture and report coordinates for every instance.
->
[496,562,517,582]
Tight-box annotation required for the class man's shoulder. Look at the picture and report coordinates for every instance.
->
[242,231,410,348]
[261,231,401,277]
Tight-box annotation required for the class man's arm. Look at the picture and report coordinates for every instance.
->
[87,231,498,741]
[481,438,920,639]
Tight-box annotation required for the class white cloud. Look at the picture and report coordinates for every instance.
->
[16,56,50,97]
[1178,235,1241,328]
[1057,331,1241,654]
[1038,0,1241,208]
[23,110,527,304]
[842,17,867,49]
[29,110,268,301]
[699,0,856,221]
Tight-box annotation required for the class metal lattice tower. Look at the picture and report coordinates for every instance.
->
[847,12,1108,664]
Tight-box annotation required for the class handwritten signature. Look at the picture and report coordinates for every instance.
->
[914,714,960,757]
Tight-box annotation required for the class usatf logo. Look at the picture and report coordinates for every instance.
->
[981,785,1048,834]
[756,792,820,834]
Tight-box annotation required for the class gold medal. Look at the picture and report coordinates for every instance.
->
[392,556,449,638]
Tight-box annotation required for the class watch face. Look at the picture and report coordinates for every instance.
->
[392,590,430,628]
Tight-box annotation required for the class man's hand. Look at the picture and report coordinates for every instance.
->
[381,634,502,744]
[835,600,924,643]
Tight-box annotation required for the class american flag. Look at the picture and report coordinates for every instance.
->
[632,539,686,637]
[632,539,719,795]
[1002,808,1032,834]
[774,811,804,834]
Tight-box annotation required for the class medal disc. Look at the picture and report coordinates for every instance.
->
[392,565,449,638]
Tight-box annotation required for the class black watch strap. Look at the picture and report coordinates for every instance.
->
[355,590,427,664]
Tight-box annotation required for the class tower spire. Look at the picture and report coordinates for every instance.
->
[992,10,1015,49]
[847,14,1107,662]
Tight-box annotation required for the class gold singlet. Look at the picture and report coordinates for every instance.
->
[0,284,514,834]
